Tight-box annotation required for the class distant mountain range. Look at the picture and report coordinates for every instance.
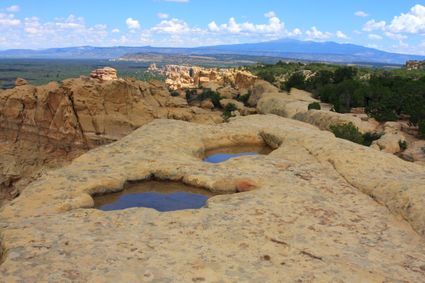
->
[0,39,424,64]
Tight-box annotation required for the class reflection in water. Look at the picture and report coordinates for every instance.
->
[204,145,273,163]
[94,180,215,212]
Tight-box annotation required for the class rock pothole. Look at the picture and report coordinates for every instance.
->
[203,144,273,163]
[93,179,223,212]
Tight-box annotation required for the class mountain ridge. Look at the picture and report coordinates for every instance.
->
[0,39,424,64]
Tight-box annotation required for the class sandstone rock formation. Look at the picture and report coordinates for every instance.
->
[1,115,425,282]
[153,65,257,91]
[406,60,425,70]
[90,67,118,81]
[371,122,406,154]
[0,74,222,203]
[256,87,379,134]
[14,78,28,87]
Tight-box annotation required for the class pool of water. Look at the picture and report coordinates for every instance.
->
[93,180,216,212]
[203,145,273,163]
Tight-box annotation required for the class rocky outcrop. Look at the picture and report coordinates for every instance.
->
[0,74,222,202]
[1,115,425,282]
[90,67,118,81]
[256,88,379,134]
[155,65,257,91]
[371,122,406,154]
[14,78,28,86]
[406,60,425,70]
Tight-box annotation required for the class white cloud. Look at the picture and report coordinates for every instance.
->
[214,15,284,35]
[363,19,386,32]
[305,26,331,40]
[336,30,348,39]
[264,11,276,18]
[368,34,382,40]
[126,17,140,29]
[112,28,120,33]
[6,5,20,12]
[384,31,406,40]
[0,13,21,27]
[152,18,190,34]
[388,4,425,34]
[354,11,368,17]
[157,13,169,19]
[208,21,219,32]
[288,28,302,37]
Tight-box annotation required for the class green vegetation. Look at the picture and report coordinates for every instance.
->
[308,102,321,110]
[249,61,425,139]
[223,103,238,121]
[0,59,165,89]
[362,132,382,146]
[236,91,251,106]
[330,123,364,145]
[170,91,180,97]
[399,140,408,151]
[185,88,222,108]
[419,120,425,139]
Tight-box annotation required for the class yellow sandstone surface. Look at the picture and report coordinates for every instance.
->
[1,115,425,282]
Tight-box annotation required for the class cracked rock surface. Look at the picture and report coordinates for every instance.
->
[1,115,425,282]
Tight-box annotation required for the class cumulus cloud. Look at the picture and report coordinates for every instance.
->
[336,30,348,39]
[363,19,386,32]
[207,21,219,32]
[112,28,120,33]
[354,11,368,17]
[126,17,140,29]
[368,34,382,40]
[6,5,20,12]
[264,11,276,18]
[0,13,21,27]
[211,15,284,35]
[305,26,331,40]
[388,4,425,34]
[151,18,190,34]
[384,31,406,40]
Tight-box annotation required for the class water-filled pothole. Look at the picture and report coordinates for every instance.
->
[93,180,217,212]
[204,145,273,163]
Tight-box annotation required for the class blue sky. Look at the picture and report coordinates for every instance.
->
[0,0,424,54]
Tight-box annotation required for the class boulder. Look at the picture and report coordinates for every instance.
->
[15,78,28,86]
[90,67,118,81]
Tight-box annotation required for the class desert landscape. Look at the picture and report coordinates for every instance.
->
[1,1,425,282]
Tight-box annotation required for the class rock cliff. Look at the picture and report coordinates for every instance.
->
[0,70,222,202]
[1,115,425,282]
[150,64,257,91]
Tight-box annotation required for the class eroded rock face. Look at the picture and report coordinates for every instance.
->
[1,115,425,282]
[90,67,118,81]
[154,65,257,91]
[0,76,222,202]
[256,88,379,134]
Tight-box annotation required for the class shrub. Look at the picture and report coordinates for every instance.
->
[330,122,364,145]
[285,72,306,91]
[333,66,358,83]
[362,132,382,146]
[308,102,321,110]
[237,91,251,106]
[197,89,221,108]
[419,120,425,139]
[398,140,408,151]
[170,91,180,97]
[222,103,238,121]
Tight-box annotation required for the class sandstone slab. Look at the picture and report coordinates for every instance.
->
[1,115,425,282]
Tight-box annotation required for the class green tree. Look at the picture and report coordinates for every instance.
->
[330,122,364,145]
[285,72,305,91]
